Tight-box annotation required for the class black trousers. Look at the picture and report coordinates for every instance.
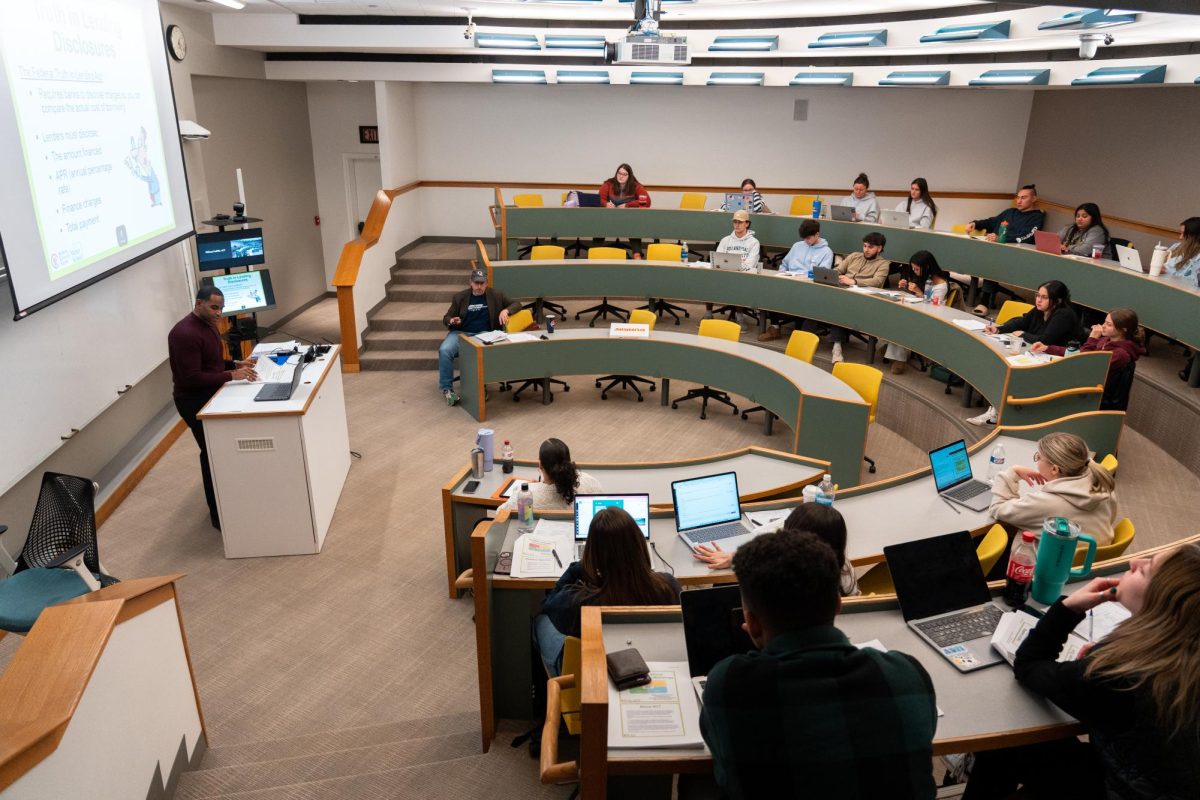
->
[963,738,1104,800]
[175,397,219,526]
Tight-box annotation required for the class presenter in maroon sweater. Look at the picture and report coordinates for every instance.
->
[168,286,258,530]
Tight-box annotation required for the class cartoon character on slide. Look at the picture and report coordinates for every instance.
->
[123,126,161,206]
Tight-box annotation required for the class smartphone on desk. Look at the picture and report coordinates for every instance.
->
[463,480,480,494]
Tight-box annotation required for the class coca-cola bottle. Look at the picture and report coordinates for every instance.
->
[1004,531,1038,607]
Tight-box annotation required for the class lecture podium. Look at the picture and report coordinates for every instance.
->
[198,346,351,558]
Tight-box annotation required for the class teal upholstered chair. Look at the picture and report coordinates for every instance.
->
[0,472,116,636]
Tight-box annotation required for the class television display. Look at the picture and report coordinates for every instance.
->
[196,228,266,272]
[201,269,276,317]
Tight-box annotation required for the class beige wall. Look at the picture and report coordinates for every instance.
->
[1019,86,1199,252]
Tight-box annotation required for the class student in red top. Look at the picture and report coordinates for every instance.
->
[1030,307,1145,409]
[599,163,651,208]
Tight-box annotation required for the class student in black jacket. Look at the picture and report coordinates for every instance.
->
[964,543,1200,800]
[970,280,1080,426]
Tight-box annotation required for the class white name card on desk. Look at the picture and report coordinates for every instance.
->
[610,323,651,338]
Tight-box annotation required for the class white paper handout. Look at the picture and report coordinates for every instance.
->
[953,319,988,332]
[1073,601,1131,643]
[991,610,1087,665]
[509,527,573,579]
[473,330,508,344]
[505,332,540,343]
[608,661,705,749]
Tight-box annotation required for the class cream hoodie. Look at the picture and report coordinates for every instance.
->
[989,468,1118,545]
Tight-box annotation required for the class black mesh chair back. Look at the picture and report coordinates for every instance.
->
[15,472,107,582]
[1100,361,1136,412]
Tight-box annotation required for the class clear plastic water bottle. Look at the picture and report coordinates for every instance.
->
[923,282,933,304]
[516,482,534,533]
[500,440,514,474]
[680,242,688,263]
[816,473,835,506]
[987,444,1007,481]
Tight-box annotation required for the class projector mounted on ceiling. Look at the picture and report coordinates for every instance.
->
[608,0,690,66]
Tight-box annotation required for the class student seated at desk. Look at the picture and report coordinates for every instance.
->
[895,177,937,230]
[841,172,880,223]
[438,269,521,407]
[598,163,651,208]
[715,209,761,269]
[692,503,859,596]
[699,530,937,800]
[1058,203,1110,257]
[884,250,949,373]
[1031,308,1145,409]
[811,231,891,363]
[964,543,1200,800]
[970,280,1081,426]
[1164,216,1200,283]
[496,438,601,512]
[757,219,833,341]
[988,432,1118,546]
[967,184,1046,314]
[534,507,679,674]
[719,178,772,214]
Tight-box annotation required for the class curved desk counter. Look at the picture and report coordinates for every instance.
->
[497,206,1200,356]
[440,446,829,598]
[458,328,870,488]
[482,253,1113,428]
[470,412,1126,747]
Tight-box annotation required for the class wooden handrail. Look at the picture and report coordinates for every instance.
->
[1006,384,1104,406]
[0,574,189,793]
[540,675,579,785]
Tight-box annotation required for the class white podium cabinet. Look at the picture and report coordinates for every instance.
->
[198,346,351,558]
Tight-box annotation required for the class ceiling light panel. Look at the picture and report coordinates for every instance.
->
[809,30,887,48]
[475,32,541,50]
[556,70,610,84]
[969,68,1050,86]
[790,72,854,86]
[544,34,607,50]
[708,36,778,52]
[879,70,950,86]
[1071,65,1166,85]
[1038,9,1140,31]
[492,69,547,83]
[920,20,1009,43]
[629,71,684,85]
[707,72,764,85]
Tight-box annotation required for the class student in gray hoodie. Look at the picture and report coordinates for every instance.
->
[759,219,832,341]
[1058,203,1110,257]
[840,173,879,223]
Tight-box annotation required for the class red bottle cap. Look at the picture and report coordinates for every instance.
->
[1021,531,1036,542]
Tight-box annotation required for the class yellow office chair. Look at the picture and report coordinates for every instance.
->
[525,246,568,319]
[595,309,658,401]
[951,223,972,235]
[1099,454,1118,475]
[789,195,817,217]
[575,247,631,327]
[513,194,544,208]
[1076,518,1135,567]
[672,320,741,419]
[995,300,1034,327]
[742,331,819,428]
[504,309,571,403]
[859,524,1010,596]
[638,243,689,325]
[832,362,882,474]
[679,193,706,211]
[539,636,582,788]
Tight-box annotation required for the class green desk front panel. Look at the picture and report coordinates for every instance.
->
[998,412,1126,462]
[466,336,867,488]
[503,208,1200,348]
[1001,352,1111,426]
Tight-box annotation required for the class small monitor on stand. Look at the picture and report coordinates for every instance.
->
[201,269,277,316]
[195,227,267,272]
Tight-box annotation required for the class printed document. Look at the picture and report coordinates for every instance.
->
[509,529,573,579]
[953,319,988,332]
[991,610,1087,665]
[608,661,705,749]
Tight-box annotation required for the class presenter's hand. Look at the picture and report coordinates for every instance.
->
[232,366,257,382]
[692,543,733,570]
[234,358,257,368]
[605,201,616,208]
[1029,342,1048,353]
[1012,465,1045,487]
[1062,577,1120,614]
[498,309,510,325]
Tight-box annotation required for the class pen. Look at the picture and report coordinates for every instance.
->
[551,548,563,569]
[1088,609,1094,642]
[941,496,962,515]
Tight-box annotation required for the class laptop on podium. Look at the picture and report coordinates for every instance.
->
[254,353,307,402]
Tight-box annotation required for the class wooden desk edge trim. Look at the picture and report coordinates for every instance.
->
[0,574,193,792]
[1006,384,1105,406]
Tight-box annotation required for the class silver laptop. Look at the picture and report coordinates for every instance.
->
[829,204,856,222]
[887,531,1006,672]
[812,265,844,287]
[879,209,910,228]
[1114,244,1144,273]
[573,494,651,560]
[673,472,753,551]
[710,251,743,270]
[929,439,993,511]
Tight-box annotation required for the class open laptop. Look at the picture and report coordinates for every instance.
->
[254,350,308,401]
[886,530,1006,672]
[672,472,753,551]
[723,193,751,212]
[573,493,651,560]
[812,265,844,287]
[709,251,743,271]
[879,209,910,228]
[1033,230,1063,255]
[681,584,757,698]
[1114,244,1145,273]
[929,439,993,511]
[575,191,602,208]
[829,205,856,222]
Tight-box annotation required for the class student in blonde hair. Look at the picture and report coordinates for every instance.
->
[988,432,1118,544]
[965,543,1200,799]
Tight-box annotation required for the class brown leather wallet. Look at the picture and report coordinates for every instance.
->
[607,648,651,691]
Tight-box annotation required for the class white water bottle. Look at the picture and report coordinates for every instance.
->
[987,445,1007,481]
[923,282,933,304]
[680,242,688,263]
[1150,242,1169,276]
[816,474,835,506]
[516,482,534,533]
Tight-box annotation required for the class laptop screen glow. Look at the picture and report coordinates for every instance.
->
[672,472,741,532]
[929,440,974,492]
[573,494,650,541]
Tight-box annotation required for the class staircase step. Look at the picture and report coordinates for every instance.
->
[364,331,442,351]
[360,352,437,371]
[175,731,479,799]
[394,256,474,271]
[387,270,464,285]
[387,285,460,303]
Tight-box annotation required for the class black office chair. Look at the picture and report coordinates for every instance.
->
[672,320,740,420]
[575,247,632,327]
[511,377,571,403]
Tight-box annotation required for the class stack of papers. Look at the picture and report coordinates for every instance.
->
[991,610,1088,666]
[473,330,508,344]
[953,319,988,332]
[505,332,540,343]
[508,519,573,579]
[608,661,705,749]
